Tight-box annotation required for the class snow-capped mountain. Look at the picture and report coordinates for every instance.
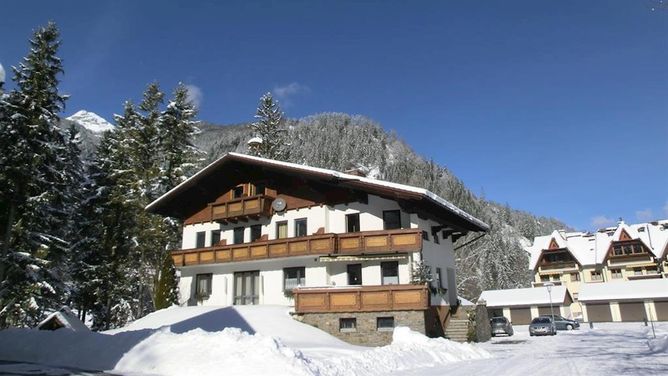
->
[66,110,114,133]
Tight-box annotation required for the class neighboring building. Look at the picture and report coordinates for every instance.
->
[479,286,573,324]
[146,153,489,345]
[579,279,668,322]
[525,220,668,317]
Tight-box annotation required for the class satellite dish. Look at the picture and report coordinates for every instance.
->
[272,198,287,212]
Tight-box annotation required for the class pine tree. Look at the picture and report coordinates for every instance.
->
[154,254,179,310]
[0,22,74,327]
[248,92,286,159]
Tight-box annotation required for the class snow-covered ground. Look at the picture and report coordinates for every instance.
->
[0,306,665,375]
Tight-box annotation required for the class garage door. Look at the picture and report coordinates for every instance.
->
[509,307,532,324]
[653,300,668,321]
[538,306,558,317]
[619,302,646,322]
[586,303,612,322]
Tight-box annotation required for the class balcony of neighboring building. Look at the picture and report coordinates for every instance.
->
[292,284,430,313]
[537,249,578,272]
[207,194,273,223]
[171,228,424,267]
[606,241,655,265]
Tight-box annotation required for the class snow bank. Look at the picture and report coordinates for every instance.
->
[114,327,319,376]
[311,327,491,375]
[648,335,668,353]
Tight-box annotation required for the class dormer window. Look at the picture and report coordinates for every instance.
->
[611,241,646,257]
[232,186,244,199]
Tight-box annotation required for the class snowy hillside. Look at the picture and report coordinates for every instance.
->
[66,110,114,133]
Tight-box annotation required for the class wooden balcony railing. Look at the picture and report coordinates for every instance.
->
[171,228,423,267]
[538,261,577,271]
[208,195,273,222]
[293,284,430,313]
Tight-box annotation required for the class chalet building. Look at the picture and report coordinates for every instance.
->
[525,219,668,318]
[146,153,489,345]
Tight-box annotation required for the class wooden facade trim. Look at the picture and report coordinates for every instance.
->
[171,228,423,267]
[293,284,430,313]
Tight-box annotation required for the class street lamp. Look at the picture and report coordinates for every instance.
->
[544,282,555,331]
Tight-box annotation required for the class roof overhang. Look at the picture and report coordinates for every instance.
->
[146,153,490,233]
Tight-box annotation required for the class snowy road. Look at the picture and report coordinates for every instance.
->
[405,323,668,376]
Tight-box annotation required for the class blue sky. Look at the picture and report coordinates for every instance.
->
[1,1,666,231]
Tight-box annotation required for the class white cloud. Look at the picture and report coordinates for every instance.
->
[272,82,310,107]
[591,215,615,228]
[0,63,5,84]
[184,84,203,108]
[635,208,654,222]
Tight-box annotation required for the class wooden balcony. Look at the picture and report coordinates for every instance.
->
[172,233,337,266]
[208,195,272,223]
[171,228,423,267]
[337,229,423,254]
[538,261,578,271]
[293,284,430,313]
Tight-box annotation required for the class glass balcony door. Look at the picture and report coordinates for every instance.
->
[234,271,260,305]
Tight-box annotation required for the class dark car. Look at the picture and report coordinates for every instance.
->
[539,314,580,330]
[490,316,514,337]
[529,316,557,336]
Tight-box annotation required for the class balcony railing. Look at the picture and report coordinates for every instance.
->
[293,284,430,313]
[208,195,273,222]
[538,261,578,271]
[171,228,423,267]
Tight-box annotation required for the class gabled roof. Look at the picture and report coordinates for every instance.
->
[578,279,668,302]
[146,153,489,232]
[525,220,668,269]
[479,286,571,307]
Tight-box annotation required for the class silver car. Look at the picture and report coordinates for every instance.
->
[529,316,557,336]
[490,316,514,337]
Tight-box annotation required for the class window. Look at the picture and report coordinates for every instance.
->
[196,231,206,248]
[383,210,401,230]
[377,317,394,331]
[295,218,308,237]
[433,231,440,244]
[347,264,362,285]
[591,271,603,281]
[633,267,643,276]
[276,221,288,239]
[541,275,550,282]
[195,273,212,299]
[570,273,580,282]
[647,267,659,275]
[572,292,579,300]
[339,318,356,332]
[233,227,245,244]
[253,183,266,196]
[232,185,244,199]
[284,267,306,291]
[435,267,443,288]
[250,225,262,242]
[211,230,221,246]
[552,275,561,282]
[611,269,623,279]
[381,261,399,285]
[234,271,259,305]
[346,213,360,232]
[422,231,429,241]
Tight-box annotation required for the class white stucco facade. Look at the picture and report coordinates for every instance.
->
[177,194,463,308]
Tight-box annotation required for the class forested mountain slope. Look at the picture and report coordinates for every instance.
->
[67,111,569,299]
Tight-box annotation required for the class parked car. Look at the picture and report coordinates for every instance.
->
[490,316,514,337]
[529,316,557,336]
[539,314,580,330]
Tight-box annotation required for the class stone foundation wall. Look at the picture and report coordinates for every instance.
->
[294,310,427,346]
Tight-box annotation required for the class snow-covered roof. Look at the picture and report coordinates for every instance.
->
[37,306,89,332]
[146,152,489,232]
[578,278,668,302]
[526,220,668,269]
[479,286,571,307]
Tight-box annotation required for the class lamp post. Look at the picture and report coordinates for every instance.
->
[545,282,555,332]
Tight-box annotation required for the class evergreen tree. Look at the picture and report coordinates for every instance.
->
[0,22,75,327]
[248,92,286,159]
[154,254,179,310]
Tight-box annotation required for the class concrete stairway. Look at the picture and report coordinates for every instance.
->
[444,319,470,342]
